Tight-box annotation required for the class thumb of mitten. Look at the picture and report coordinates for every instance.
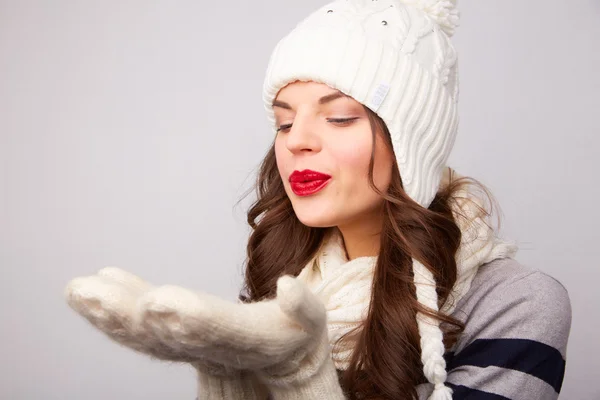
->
[276,275,327,335]
[256,276,332,387]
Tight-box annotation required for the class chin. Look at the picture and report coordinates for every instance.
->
[293,210,337,228]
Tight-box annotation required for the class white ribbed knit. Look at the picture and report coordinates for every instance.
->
[263,0,459,209]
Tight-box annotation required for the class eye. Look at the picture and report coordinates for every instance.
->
[276,117,359,134]
[276,123,293,133]
[328,117,360,126]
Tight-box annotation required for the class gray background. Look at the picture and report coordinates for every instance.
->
[1,0,598,399]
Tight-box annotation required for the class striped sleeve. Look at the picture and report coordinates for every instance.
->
[436,260,572,400]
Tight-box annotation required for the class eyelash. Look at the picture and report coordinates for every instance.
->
[276,117,359,133]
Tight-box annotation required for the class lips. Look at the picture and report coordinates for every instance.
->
[289,169,332,196]
[289,170,331,183]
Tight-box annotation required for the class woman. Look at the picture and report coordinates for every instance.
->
[65,0,571,399]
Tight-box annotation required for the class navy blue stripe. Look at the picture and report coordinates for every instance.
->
[446,383,512,400]
[445,338,565,393]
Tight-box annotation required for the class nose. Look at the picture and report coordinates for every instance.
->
[284,112,322,155]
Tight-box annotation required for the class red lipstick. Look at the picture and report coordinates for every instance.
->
[289,169,332,196]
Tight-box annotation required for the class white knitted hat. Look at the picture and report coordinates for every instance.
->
[263,0,460,209]
[262,0,461,398]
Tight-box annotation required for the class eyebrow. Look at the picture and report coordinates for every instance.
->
[272,91,350,110]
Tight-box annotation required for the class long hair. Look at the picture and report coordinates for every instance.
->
[238,107,503,399]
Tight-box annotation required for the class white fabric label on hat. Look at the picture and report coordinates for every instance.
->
[371,83,390,110]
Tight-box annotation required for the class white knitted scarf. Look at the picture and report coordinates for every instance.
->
[296,184,519,370]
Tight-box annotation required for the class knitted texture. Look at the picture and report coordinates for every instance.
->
[65,271,345,399]
[263,0,460,209]
[65,267,266,398]
[195,368,268,400]
[401,0,460,36]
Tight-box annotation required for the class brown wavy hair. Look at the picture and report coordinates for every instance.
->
[237,106,502,399]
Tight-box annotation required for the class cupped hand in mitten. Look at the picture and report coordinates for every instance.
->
[65,267,326,371]
[130,272,337,393]
[65,267,246,374]
[66,267,340,398]
[65,267,276,399]
[65,266,197,362]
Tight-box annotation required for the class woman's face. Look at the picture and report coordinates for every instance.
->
[273,81,394,230]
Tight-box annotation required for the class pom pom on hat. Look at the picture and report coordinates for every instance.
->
[399,0,460,36]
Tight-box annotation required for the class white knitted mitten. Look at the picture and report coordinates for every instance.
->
[133,273,346,399]
[65,267,346,399]
[65,267,268,400]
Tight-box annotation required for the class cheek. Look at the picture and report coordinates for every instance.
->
[330,137,372,173]
[331,133,392,194]
[328,135,374,195]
